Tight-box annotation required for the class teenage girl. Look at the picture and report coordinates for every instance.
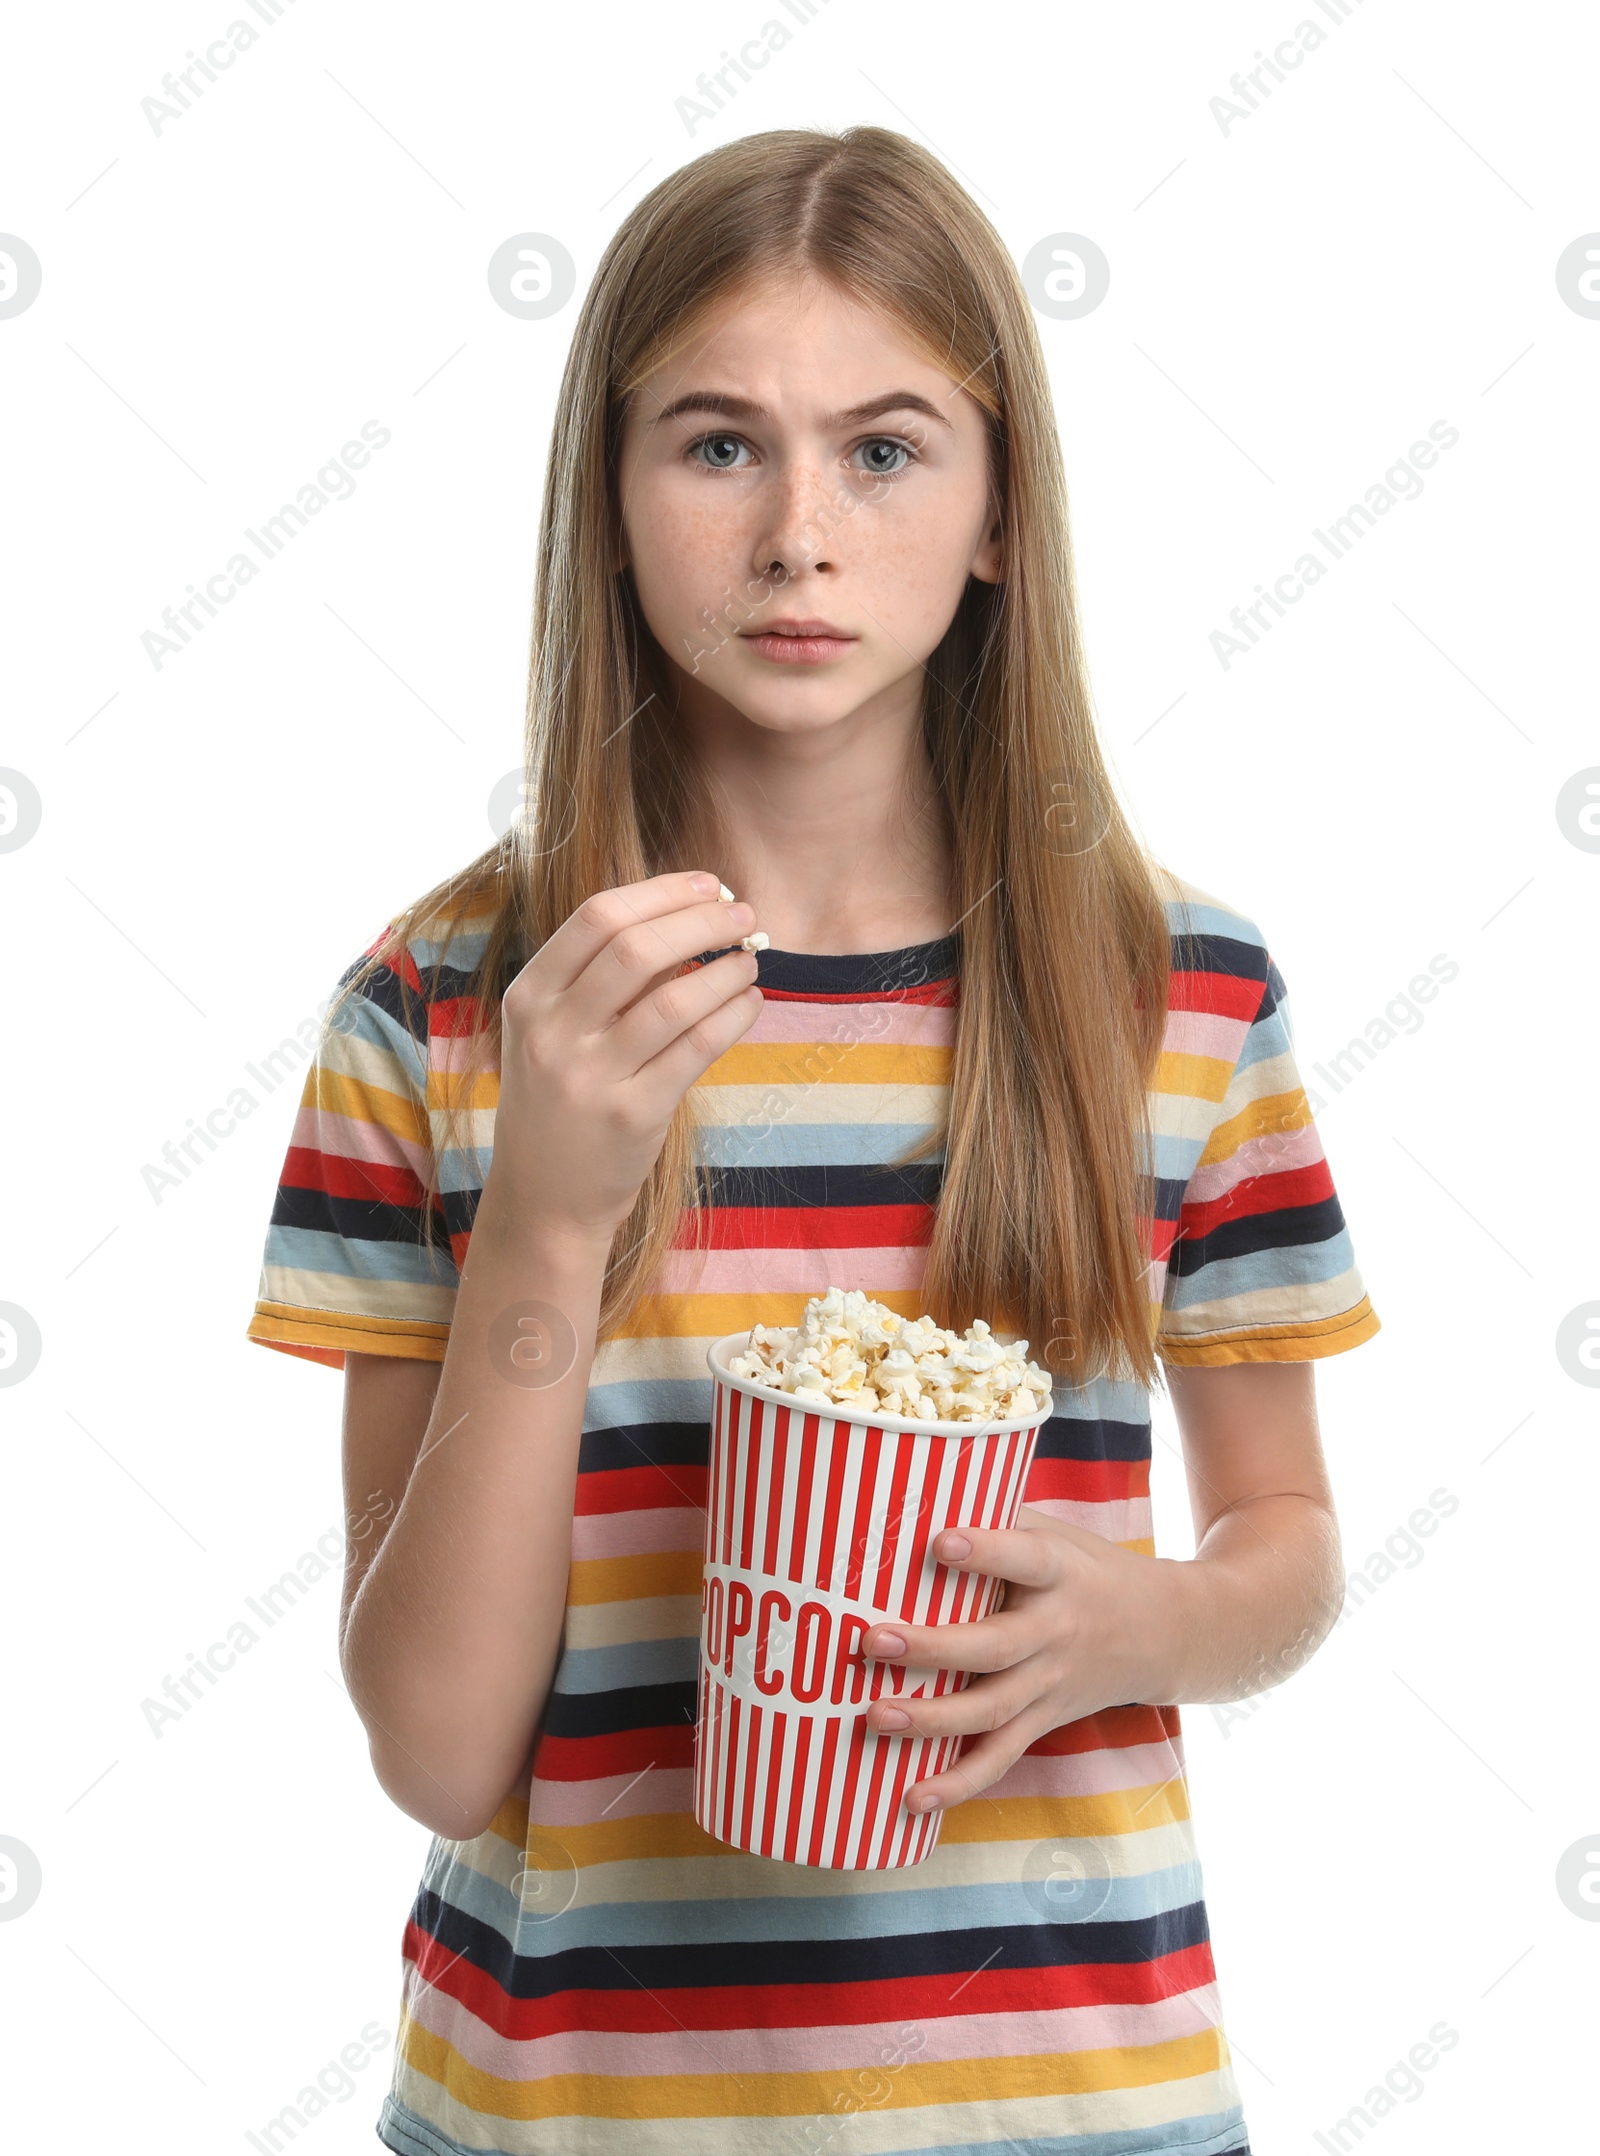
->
[250,124,1379,2156]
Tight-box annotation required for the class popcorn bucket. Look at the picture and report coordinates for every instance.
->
[695,1333,1053,1870]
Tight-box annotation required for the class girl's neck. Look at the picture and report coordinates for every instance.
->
[674,686,955,957]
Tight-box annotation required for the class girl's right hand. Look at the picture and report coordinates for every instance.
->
[484,870,764,1243]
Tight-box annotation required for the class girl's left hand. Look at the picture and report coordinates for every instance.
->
[861,1505,1180,1814]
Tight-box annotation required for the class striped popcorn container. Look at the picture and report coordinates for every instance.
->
[695,1332,1052,1871]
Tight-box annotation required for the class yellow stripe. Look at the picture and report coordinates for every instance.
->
[428,1064,501,1114]
[1160,1296,1381,1367]
[700,1041,950,1088]
[248,1300,449,1360]
[1151,1048,1233,1108]
[399,2019,1225,2120]
[617,1289,933,1342]
[1200,1083,1309,1166]
[567,1551,705,1606]
[308,1063,431,1147]
[478,1776,1191,1870]
[692,1082,945,1130]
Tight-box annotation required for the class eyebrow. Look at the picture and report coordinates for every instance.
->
[649,388,954,432]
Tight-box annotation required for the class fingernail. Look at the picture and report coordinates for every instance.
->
[939,1532,972,1561]
[717,882,735,902]
[871,1631,907,1658]
[876,1707,910,1730]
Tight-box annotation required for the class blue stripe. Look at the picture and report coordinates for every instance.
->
[430,1851,1208,1960]
[263,1222,456,1291]
[379,2095,1250,2156]
[554,1637,696,1693]
[1162,1228,1357,1314]
[696,1121,940,1169]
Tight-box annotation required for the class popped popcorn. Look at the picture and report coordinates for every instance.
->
[727,1286,1053,1426]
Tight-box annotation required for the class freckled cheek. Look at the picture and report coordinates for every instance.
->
[628,495,753,628]
[852,516,978,655]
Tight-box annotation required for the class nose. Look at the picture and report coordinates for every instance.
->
[749,451,849,586]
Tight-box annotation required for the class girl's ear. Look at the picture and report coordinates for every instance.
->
[969,510,1004,587]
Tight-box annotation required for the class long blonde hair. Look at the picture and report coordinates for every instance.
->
[330,125,1178,1389]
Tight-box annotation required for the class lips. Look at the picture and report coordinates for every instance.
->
[739,619,858,664]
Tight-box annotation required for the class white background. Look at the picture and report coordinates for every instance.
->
[2,1,1595,2148]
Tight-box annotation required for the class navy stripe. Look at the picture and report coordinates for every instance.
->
[410,1888,1214,1998]
[1168,1191,1349,1277]
[702,1162,946,1211]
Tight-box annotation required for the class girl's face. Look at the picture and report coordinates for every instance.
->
[615,274,1003,737]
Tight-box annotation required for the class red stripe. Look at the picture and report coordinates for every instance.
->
[813,1423,851,1592]
[739,1703,763,1851]
[842,1425,883,1601]
[707,1679,726,1826]
[871,1431,916,1608]
[947,1434,998,1626]
[923,1435,975,1628]
[574,1464,709,1516]
[828,1721,871,1868]
[805,1720,841,1867]
[281,1144,426,1208]
[1025,1456,1143,1505]
[761,1403,790,1577]
[853,1729,895,1869]
[760,1711,787,1857]
[691,1202,935,1252]
[719,1696,742,1844]
[1166,966,1261,1021]
[786,1412,819,1585]
[873,1737,918,1867]
[737,1397,764,1571]
[1024,1700,1182,1756]
[782,1716,813,1865]
[893,1432,943,1623]
[719,1385,739,1565]
[892,1740,932,1865]
[752,980,956,1007]
[1178,1156,1335,1238]
[531,1726,692,1780]
[401,1929,1223,2038]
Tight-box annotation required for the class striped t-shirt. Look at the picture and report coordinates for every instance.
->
[247,870,1380,2156]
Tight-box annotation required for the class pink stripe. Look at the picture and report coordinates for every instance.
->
[569,1506,704,1562]
[655,1243,929,1294]
[289,1103,432,1180]
[737,1001,954,1048]
[1027,1497,1152,1543]
[403,1982,1227,2083]
[532,1725,1183,1828]
[429,1031,494,1072]
[1182,1121,1324,1199]
[1159,1008,1247,1063]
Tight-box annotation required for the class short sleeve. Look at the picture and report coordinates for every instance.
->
[245,931,463,1372]
[1156,950,1381,1367]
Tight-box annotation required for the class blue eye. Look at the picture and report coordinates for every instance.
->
[690,434,749,471]
[855,438,911,476]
